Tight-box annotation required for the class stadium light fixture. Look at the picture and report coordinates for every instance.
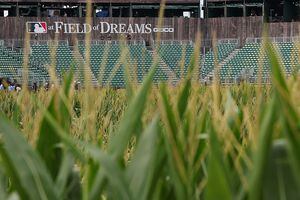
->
[183,11,191,18]
[200,0,204,18]
[4,10,9,17]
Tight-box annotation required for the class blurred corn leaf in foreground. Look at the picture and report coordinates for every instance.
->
[0,115,59,200]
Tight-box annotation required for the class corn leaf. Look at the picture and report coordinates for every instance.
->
[205,125,232,200]
[0,115,59,200]
[36,72,73,180]
[266,41,300,190]
[126,116,161,200]
[87,146,132,200]
[160,84,187,199]
[88,64,157,200]
[263,140,300,200]
[249,97,277,200]
[108,64,157,161]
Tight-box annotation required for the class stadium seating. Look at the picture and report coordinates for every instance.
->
[0,44,48,83]
[156,43,194,79]
[31,43,74,74]
[0,45,22,79]
[0,42,170,87]
[219,41,300,83]
[200,42,237,79]
[0,39,299,87]
[220,43,262,81]
[276,42,300,75]
[129,44,169,83]
[89,44,125,87]
[79,43,169,87]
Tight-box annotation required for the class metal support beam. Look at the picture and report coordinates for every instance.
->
[79,4,82,17]
[243,0,246,17]
[37,3,41,17]
[93,3,96,17]
[129,3,133,17]
[109,3,112,17]
[16,3,19,17]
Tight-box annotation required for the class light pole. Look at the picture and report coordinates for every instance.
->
[200,0,204,18]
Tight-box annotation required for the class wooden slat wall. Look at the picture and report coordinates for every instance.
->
[0,17,299,45]
[1,0,199,3]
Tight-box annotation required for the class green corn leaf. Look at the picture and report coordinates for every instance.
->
[192,110,209,184]
[55,151,76,198]
[205,125,232,200]
[108,64,157,161]
[12,102,21,128]
[0,163,8,199]
[0,115,59,200]
[176,52,196,120]
[160,84,179,139]
[225,91,243,141]
[87,146,132,200]
[88,64,157,200]
[83,159,100,198]
[64,167,82,200]
[124,61,134,101]
[249,97,278,200]
[36,100,85,163]
[36,72,73,180]
[84,162,106,200]
[160,84,187,199]
[126,116,161,200]
[262,140,300,200]
[177,77,192,120]
[266,40,300,191]
[266,42,288,93]
[36,96,64,180]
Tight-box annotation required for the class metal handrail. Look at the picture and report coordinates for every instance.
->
[246,37,300,43]
[76,40,146,46]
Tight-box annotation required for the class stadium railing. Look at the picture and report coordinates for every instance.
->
[153,40,194,46]
[30,40,69,46]
[246,37,300,43]
[77,40,146,46]
[218,38,240,45]
[0,39,70,48]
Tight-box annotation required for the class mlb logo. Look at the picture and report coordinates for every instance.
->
[26,22,47,34]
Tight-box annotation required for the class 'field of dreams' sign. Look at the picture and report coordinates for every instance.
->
[26,21,174,34]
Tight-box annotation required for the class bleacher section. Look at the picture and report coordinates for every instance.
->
[78,43,169,87]
[0,46,22,79]
[0,44,49,83]
[0,39,299,87]
[277,42,300,75]
[220,43,269,82]
[31,44,74,79]
[128,44,169,83]
[219,41,300,83]
[79,44,125,87]
[200,42,237,80]
[157,43,194,79]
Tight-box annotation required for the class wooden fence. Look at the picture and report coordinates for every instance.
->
[0,16,299,46]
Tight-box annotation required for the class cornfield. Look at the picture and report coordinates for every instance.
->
[0,39,300,200]
[1,1,300,199]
